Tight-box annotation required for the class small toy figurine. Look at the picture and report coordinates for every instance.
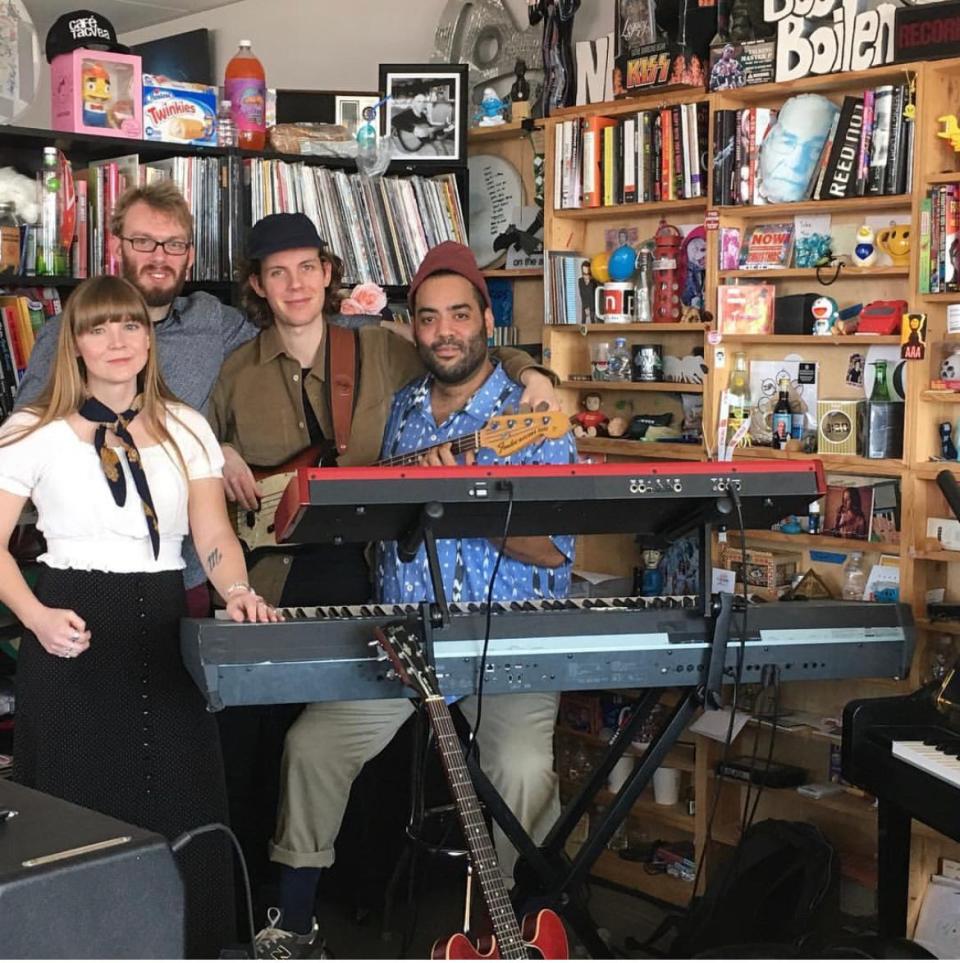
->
[571,392,608,437]
[941,421,958,460]
[475,87,507,126]
[810,295,839,335]
[82,62,112,128]
[640,548,664,596]
[510,59,531,121]
[937,114,960,153]
[852,225,877,267]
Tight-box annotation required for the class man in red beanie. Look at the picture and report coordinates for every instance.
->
[255,240,575,959]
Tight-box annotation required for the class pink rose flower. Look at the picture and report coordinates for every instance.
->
[341,282,386,316]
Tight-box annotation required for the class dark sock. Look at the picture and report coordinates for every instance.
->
[279,866,322,935]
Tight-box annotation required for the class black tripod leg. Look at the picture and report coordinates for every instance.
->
[541,688,663,855]
[561,687,700,892]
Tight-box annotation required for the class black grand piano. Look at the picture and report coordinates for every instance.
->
[842,663,960,937]
[842,470,960,938]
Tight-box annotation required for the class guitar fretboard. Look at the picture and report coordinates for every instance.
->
[377,433,479,468]
[425,696,529,960]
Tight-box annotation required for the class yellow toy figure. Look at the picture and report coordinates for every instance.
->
[82,62,112,128]
[937,115,960,153]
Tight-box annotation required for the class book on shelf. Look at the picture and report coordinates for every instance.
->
[554,101,708,210]
[922,185,960,294]
[545,250,591,326]
[866,85,894,196]
[738,222,794,270]
[717,283,775,334]
[720,83,910,207]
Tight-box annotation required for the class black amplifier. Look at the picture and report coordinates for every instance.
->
[0,780,184,958]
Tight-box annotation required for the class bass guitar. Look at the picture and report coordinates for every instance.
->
[375,622,568,960]
[231,409,570,552]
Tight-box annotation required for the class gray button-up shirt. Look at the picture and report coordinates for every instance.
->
[16,291,259,589]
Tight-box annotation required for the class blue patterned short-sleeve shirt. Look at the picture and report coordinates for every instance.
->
[377,362,576,605]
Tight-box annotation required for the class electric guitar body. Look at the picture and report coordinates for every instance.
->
[433,908,568,959]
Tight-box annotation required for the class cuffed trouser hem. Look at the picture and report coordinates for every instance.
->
[267,840,336,870]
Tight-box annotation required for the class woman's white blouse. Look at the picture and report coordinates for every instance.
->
[0,403,224,573]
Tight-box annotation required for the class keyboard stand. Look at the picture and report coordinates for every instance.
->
[451,593,737,958]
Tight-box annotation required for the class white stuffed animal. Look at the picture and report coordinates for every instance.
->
[0,167,40,224]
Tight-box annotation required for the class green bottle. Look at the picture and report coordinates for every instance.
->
[870,361,890,402]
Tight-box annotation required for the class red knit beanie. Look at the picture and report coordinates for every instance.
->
[407,241,491,312]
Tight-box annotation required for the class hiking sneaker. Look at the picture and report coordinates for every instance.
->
[254,907,328,960]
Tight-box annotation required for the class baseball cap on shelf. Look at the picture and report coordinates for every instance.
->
[408,241,491,312]
[247,213,325,260]
[45,10,129,63]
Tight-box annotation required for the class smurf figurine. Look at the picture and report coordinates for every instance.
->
[811,295,839,335]
[82,62,112,128]
[475,87,507,126]
[852,225,877,267]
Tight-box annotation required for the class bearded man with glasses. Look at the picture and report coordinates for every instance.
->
[16,181,260,617]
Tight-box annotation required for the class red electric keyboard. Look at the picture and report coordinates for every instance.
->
[273,459,826,545]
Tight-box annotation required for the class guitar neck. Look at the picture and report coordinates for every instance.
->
[376,432,478,468]
[423,696,528,960]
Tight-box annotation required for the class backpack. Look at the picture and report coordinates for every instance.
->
[649,820,839,958]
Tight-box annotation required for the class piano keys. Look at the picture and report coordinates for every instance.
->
[842,664,960,937]
[182,597,913,711]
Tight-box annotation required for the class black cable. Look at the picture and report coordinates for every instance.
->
[745,667,781,831]
[466,481,515,762]
[684,487,750,911]
[171,821,256,961]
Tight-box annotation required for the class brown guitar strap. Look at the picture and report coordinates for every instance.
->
[325,323,359,456]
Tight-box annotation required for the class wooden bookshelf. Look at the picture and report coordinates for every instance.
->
[715,195,913,218]
[555,197,707,220]
[718,266,908,281]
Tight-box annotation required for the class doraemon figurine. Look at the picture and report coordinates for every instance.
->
[811,295,839,335]
[475,87,507,126]
[852,225,877,267]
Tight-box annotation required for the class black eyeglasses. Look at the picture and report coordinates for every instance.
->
[120,235,192,256]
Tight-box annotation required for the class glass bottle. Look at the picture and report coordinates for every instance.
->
[216,99,237,147]
[808,499,822,535]
[0,201,19,276]
[870,360,891,401]
[771,375,792,450]
[608,337,632,381]
[36,147,62,276]
[842,551,867,601]
[727,351,751,441]
[225,40,266,150]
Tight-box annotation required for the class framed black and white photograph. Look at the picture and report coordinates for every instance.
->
[379,63,467,163]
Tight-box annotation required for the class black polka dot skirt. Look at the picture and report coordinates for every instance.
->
[12,565,235,958]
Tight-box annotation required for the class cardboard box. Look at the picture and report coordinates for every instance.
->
[142,75,218,146]
[614,44,706,97]
[51,49,142,138]
[708,39,777,91]
[817,400,864,456]
[721,546,801,590]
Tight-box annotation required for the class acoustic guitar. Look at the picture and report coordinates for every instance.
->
[375,622,568,960]
[231,410,570,553]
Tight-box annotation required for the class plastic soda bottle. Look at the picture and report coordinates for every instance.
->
[224,40,265,150]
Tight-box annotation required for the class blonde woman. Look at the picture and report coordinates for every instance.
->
[0,276,278,958]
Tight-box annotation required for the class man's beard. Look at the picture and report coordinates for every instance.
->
[418,330,488,385]
[122,259,188,308]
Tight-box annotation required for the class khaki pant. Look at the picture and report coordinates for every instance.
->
[269,692,560,884]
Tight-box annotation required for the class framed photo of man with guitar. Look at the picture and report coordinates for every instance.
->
[379,63,467,163]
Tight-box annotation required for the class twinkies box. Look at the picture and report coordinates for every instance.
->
[143,76,217,146]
